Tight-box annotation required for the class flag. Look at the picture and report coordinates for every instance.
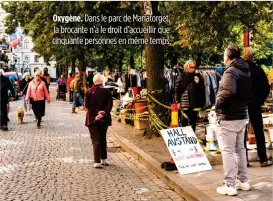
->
[9,28,23,49]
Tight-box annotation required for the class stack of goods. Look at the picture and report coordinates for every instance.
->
[133,100,149,130]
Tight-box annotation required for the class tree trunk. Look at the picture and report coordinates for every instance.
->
[71,45,76,73]
[195,53,202,67]
[71,56,76,73]
[64,59,69,78]
[107,61,113,72]
[119,56,123,72]
[78,53,85,78]
[142,1,167,137]
[130,55,135,69]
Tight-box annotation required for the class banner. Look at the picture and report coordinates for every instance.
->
[160,126,212,175]
[9,28,23,48]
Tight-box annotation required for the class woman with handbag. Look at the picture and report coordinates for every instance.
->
[20,72,32,115]
[26,70,50,129]
[85,74,113,168]
[174,60,206,132]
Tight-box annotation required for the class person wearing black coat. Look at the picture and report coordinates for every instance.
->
[0,70,15,131]
[174,60,205,132]
[242,47,272,167]
[216,45,251,195]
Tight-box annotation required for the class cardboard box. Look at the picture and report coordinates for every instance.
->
[134,116,149,130]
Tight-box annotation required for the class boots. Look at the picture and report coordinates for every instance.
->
[72,108,77,113]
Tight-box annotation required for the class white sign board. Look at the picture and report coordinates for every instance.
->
[160,126,212,175]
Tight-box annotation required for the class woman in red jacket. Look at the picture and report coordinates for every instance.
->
[26,70,50,129]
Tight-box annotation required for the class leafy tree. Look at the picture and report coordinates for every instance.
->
[163,1,273,65]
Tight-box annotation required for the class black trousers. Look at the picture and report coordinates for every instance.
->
[88,124,108,163]
[32,100,44,125]
[0,102,8,126]
[182,110,198,132]
[248,103,267,163]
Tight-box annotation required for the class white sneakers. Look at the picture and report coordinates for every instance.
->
[101,159,110,166]
[235,180,250,191]
[93,159,111,168]
[217,181,250,196]
[217,184,237,196]
[94,163,103,168]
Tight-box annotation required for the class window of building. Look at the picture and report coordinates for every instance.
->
[25,55,29,63]
[23,39,29,49]
[34,55,39,63]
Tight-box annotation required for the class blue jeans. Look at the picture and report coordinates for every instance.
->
[72,92,84,109]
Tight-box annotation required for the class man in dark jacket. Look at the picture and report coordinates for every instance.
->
[216,45,251,196]
[242,47,272,167]
[0,69,15,131]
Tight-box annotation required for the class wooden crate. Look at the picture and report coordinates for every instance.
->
[134,116,149,130]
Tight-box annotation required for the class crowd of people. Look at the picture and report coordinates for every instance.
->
[0,45,272,194]
[0,68,51,130]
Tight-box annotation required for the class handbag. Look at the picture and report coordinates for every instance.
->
[30,81,41,104]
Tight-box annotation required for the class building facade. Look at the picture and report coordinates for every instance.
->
[0,5,56,78]
[11,34,57,78]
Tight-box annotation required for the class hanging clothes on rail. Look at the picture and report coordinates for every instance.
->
[164,67,183,103]
[199,70,221,108]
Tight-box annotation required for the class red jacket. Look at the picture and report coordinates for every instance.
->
[67,77,73,89]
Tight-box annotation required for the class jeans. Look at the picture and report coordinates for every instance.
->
[88,124,108,163]
[72,92,84,109]
[23,95,32,112]
[218,119,249,187]
[248,103,268,163]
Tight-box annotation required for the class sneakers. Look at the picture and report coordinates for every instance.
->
[101,159,110,166]
[94,163,103,168]
[236,180,250,191]
[37,125,41,129]
[217,183,237,196]
[260,160,273,167]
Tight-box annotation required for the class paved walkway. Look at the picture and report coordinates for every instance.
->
[109,118,273,201]
[0,89,185,201]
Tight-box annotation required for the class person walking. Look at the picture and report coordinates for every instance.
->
[42,68,51,92]
[216,45,251,196]
[67,73,74,103]
[0,69,15,131]
[174,60,206,132]
[20,72,32,115]
[242,47,272,167]
[70,74,84,113]
[26,70,50,129]
[85,74,113,168]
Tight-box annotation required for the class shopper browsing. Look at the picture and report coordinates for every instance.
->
[216,45,251,195]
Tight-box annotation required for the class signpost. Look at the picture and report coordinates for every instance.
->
[160,126,212,175]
